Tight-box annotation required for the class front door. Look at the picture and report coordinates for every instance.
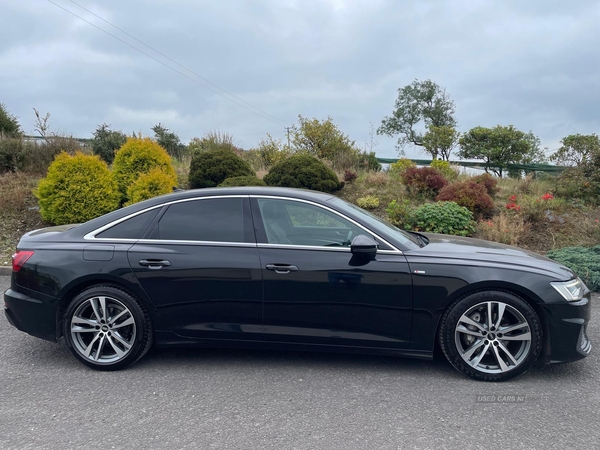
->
[251,197,413,349]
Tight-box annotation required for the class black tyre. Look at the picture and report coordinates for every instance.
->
[439,290,542,382]
[63,285,153,371]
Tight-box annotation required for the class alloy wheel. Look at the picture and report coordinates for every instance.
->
[454,301,532,374]
[70,296,137,364]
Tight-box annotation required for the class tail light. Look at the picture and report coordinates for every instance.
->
[12,250,34,272]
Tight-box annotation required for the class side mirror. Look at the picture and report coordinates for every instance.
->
[350,235,378,256]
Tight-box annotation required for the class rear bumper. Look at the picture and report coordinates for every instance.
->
[3,288,58,342]
[544,294,592,364]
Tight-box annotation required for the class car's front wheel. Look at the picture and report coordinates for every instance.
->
[439,291,542,381]
[63,285,153,371]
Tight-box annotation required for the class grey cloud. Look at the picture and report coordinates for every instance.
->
[1,0,599,158]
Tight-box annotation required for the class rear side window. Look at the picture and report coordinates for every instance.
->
[96,209,160,239]
[154,198,248,242]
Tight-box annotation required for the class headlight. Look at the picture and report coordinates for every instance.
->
[551,277,588,302]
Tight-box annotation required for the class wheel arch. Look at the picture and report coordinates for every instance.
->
[55,275,159,340]
[432,282,550,360]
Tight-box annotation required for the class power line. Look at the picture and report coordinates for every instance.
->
[67,0,287,128]
[46,0,288,128]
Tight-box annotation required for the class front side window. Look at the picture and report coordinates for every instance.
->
[152,197,248,243]
[257,198,368,247]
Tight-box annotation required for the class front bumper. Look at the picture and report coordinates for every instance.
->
[3,288,58,342]
[543,293,592,364]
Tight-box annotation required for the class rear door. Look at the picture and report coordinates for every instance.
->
[127,196,263,341]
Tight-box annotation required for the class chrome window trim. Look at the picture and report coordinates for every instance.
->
[251,195,402,253]
[84,195,249,242]
[84,193,403,254]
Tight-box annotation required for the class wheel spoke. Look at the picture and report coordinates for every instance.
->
[90,298,102,322]
[469,343,490,367]
[487,302,494,329]
[111,331,132,349]
[499,322,528,334]
[497,342,519,366]
[494,302,506,329]
[107,336,125,358]
[94,335,106,361]
[72,316,99,327]
[72,326,98,333]
[492,345,509,372]
[456,325,483,337]
[108,309,129,326]
[98,297,108,322]
[112,317,135,329]
[501,331,531,341]
[83,333,101,358]
[459,316,486,333]
[462,339,485,360]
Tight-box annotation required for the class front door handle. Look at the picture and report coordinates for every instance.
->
[139,259,171,269]
[265,263,299,274]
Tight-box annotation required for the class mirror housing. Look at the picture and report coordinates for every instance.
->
[350,235,378,256]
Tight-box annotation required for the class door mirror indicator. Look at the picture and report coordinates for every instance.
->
[350,235,378,256]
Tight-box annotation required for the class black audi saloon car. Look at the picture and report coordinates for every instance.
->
[3,187,592,381]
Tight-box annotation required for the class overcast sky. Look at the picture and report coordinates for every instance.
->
[1,0,599,158]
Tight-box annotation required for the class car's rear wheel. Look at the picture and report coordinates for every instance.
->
[63,285,153,371]
[439,291,542,381]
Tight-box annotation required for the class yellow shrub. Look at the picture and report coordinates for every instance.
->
[356,195,380,209]
[36,152,120,225]
[430,159,458,180]
[390,158,416,174]
[112,137,177,203]
[126,167,176,206]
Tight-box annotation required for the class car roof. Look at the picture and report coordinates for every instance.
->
[72,187,336,236]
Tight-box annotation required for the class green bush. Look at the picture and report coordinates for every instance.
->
[189,148,255,188]
[430,159,457,180]
[0,138,26,172]
[386,199,412,228]
[36,152,120,225]
[112,137,177,202]
[357,151,382,172]
[436,181,495,217]
[264,154,343,193]
[356,195,380,209]
[547,246,600,292]
[218,175,267,187]
[125,167,175,206]
[409,201,475,236]
[91,124,127,164]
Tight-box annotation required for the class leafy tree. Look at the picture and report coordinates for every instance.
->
[457,125,532,177]
[254,133,292,168]
[421,125,460,160]
[91,123,127,164]
[0,103,21,137]
[291,115,356,160]
[508,132,548,178]
[550,133,600,166]
[378,79,456,154]
[152,123,187,159]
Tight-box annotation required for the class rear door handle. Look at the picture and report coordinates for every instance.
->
[139,259,171,269]
[265,263,299,274]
